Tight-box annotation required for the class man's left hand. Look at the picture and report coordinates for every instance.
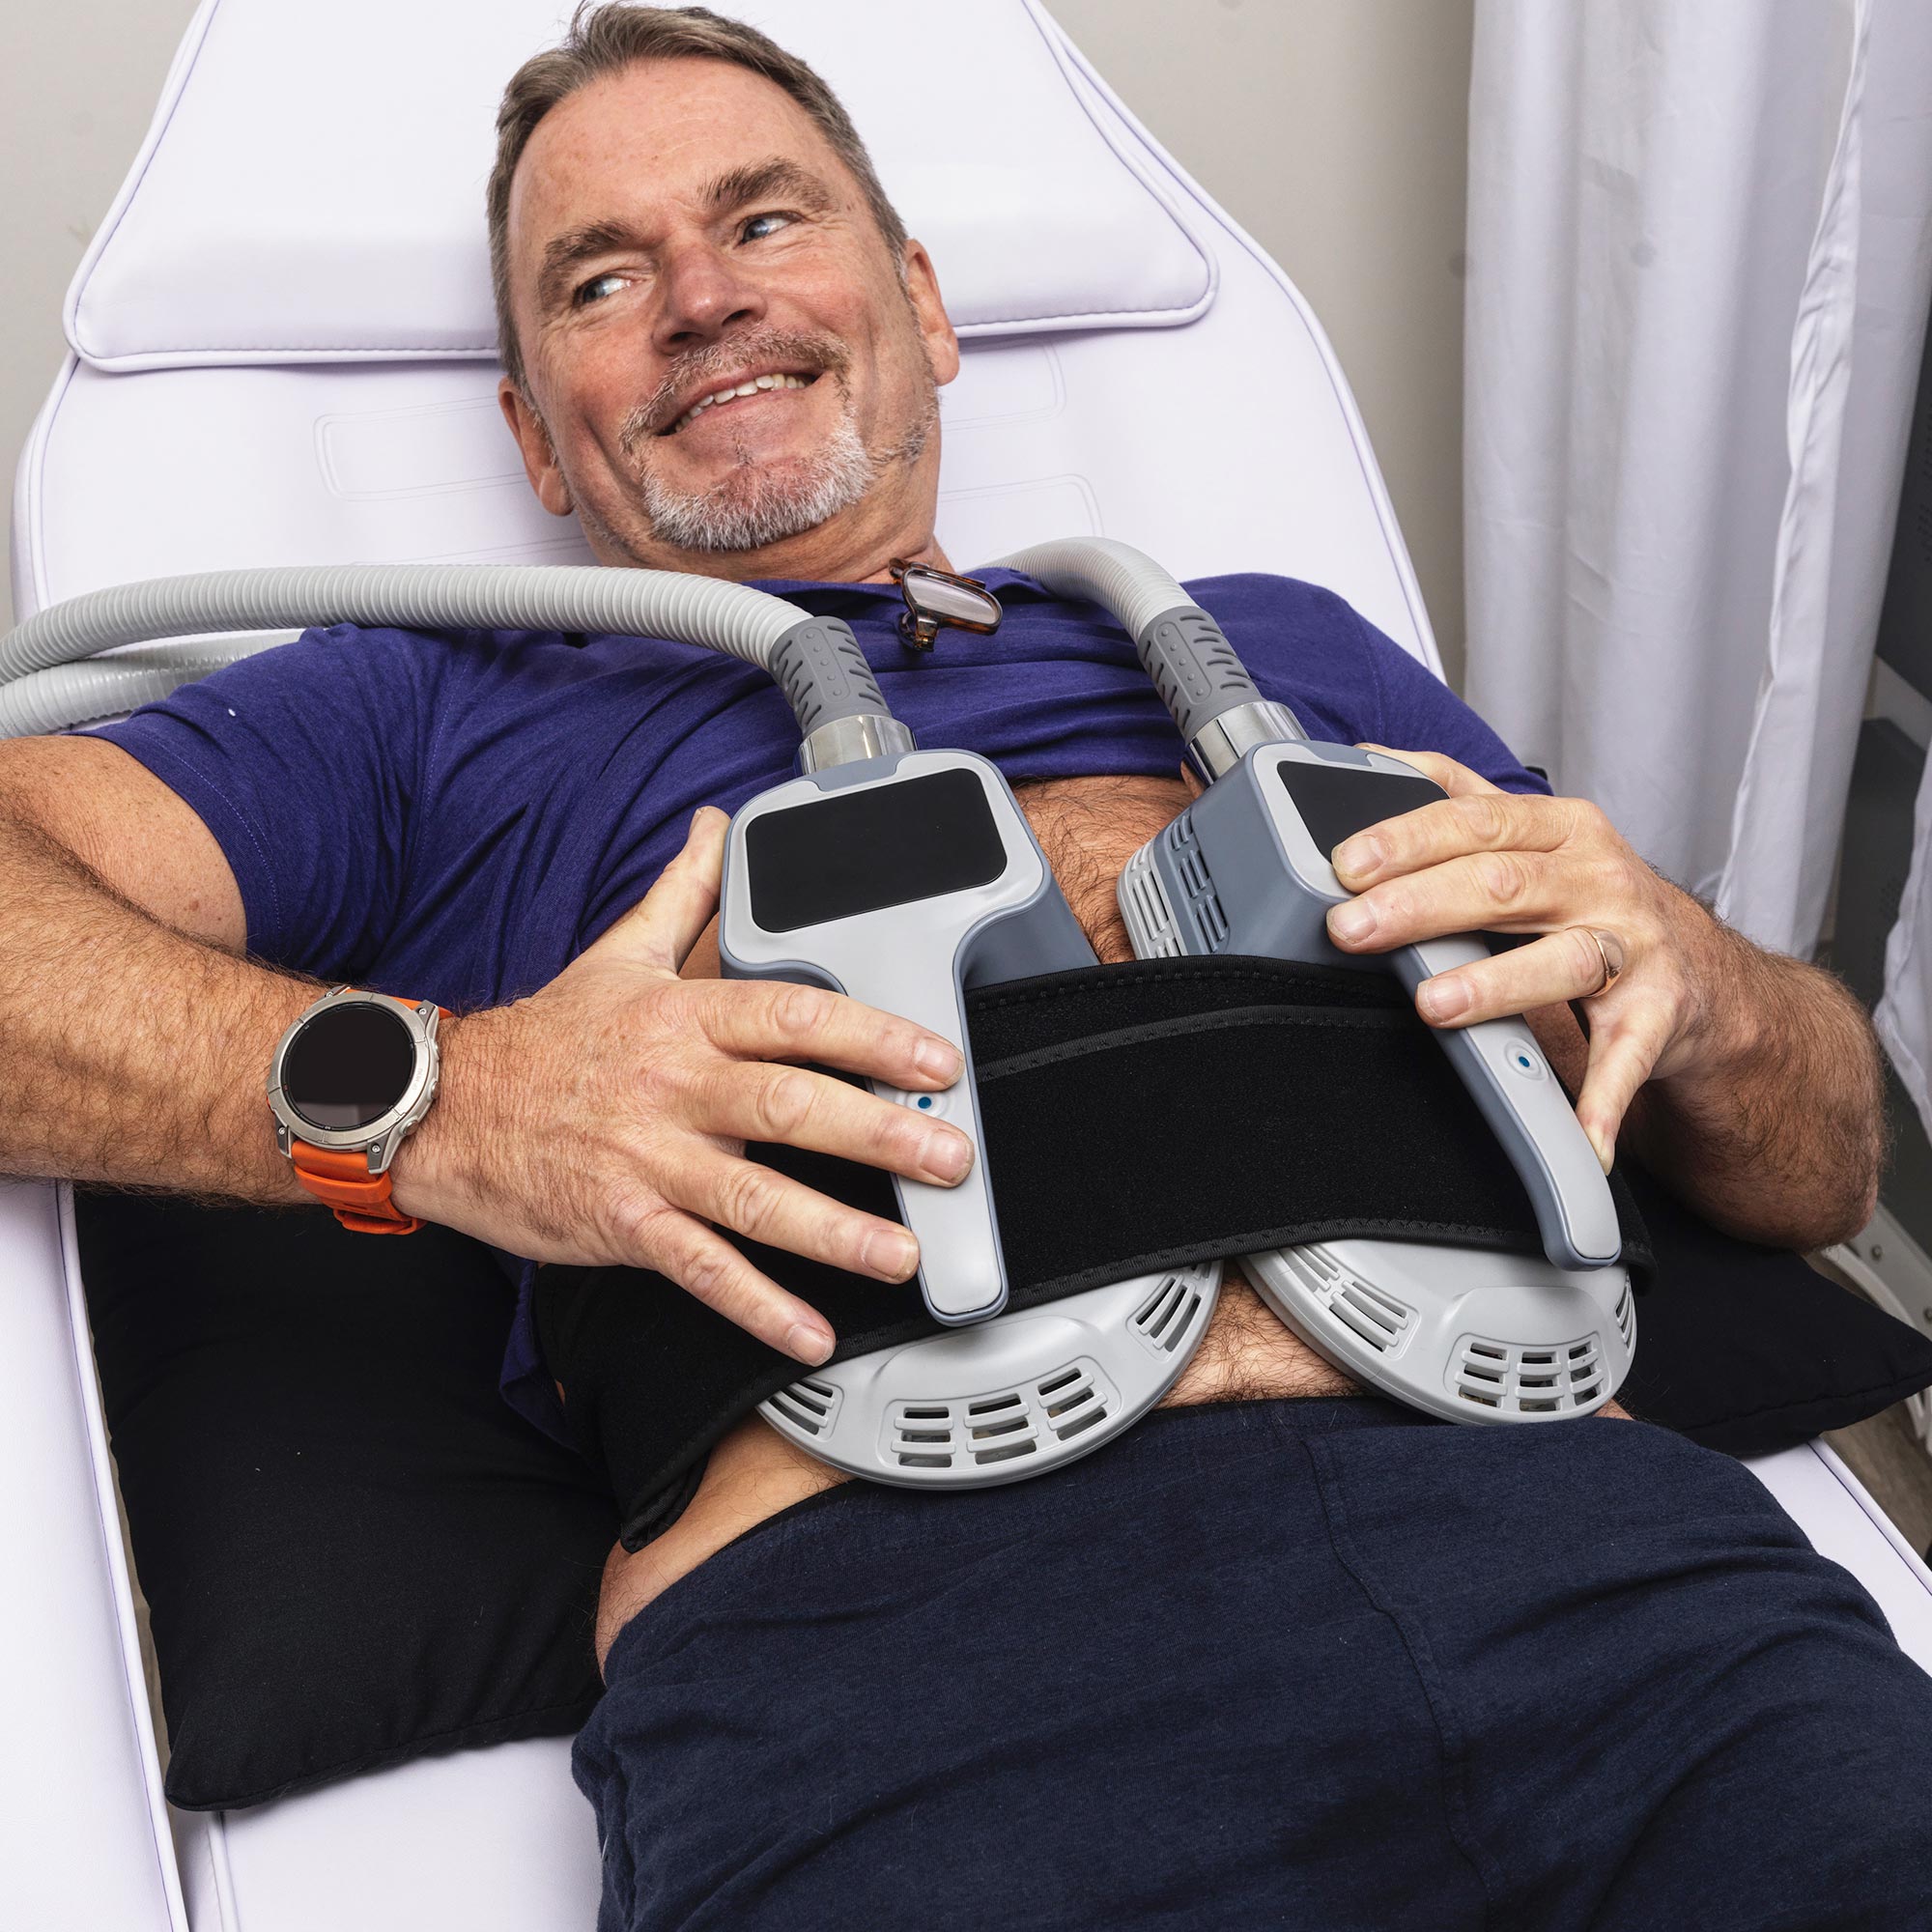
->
[1323,747,1720,1173]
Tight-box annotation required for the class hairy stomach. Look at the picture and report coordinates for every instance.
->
[596,770,1619,1664]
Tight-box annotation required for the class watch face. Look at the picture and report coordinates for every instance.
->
[282,1002,417,1132]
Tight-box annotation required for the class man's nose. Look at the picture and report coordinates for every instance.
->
[653,242,766,354]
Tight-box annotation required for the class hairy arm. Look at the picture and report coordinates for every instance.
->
[0,741,967,1362]
[0,736,314,1200]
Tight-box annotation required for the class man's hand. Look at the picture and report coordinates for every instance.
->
[1321,747,1712,1170]
[1320,748,1882,1250]
[392,808,972,1364]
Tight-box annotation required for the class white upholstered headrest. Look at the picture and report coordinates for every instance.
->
[67,0,1215,372]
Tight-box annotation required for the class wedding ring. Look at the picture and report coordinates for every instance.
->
[1573,926,1626,998]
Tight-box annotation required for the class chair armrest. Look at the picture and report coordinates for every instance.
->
[0,1179,184,1927]
[1744,1439,1932,1675]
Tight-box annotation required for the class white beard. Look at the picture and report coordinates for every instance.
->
[636,405,882,554]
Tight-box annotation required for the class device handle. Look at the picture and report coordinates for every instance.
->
[859,953,1009,1323]
[1394,937,1622,1267]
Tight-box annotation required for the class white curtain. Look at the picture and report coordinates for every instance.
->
[1463,0,1932,966]
[1879,651,1932,1145]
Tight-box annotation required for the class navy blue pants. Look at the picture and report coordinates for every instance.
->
[575,1396,1932,1930]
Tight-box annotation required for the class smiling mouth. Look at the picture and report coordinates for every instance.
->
[663,370,819,436]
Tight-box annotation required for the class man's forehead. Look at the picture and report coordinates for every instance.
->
[509,57,856,248]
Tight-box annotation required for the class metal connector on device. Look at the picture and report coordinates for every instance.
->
[798,712,918,773]
[1185,698,1307,781]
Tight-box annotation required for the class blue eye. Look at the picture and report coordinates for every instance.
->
[574,271,627,308]
[742,211,795,242]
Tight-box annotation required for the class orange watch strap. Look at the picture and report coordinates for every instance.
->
[291,1140,423,1236]
[287,997,451,1236]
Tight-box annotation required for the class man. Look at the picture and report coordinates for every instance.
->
[0,7,1924,1927]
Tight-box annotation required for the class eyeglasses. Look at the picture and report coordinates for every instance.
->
[888,559,1005,649]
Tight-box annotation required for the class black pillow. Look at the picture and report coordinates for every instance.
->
[1616,1164,1932,1454]
[80,1161,1932,1812]
[79,1192,616,1811]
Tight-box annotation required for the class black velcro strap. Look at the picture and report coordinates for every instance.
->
[537,957,1651,1547]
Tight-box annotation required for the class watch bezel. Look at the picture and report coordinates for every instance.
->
[268,986,441,1173]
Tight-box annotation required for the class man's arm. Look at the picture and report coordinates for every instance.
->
[1613,901,1883,1246]
[0,736,314,1203]
[1327,747,1883,1252]
[0,741,972,1363]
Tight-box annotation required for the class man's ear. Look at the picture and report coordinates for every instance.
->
[497,378,575,518]
[901,240,960,388]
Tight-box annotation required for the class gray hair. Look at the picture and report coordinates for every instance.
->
[487,3,909,393]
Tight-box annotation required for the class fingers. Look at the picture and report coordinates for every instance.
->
[683,1147,924,1285]
[701,978,964,1092]
[1353,745,1500,799]
[1330,788,1593,894]
[637,1208,840,1364]
[1573,997,1674,1171]
[704,1061,974,1185]
[1411,926,1618,1025]
[1392,923,1668,1171]
[1329,844,1578,952]
[644,806,730,972]
[582,807,729,973]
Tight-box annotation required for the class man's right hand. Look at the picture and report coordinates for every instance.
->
[390,808,972,1364]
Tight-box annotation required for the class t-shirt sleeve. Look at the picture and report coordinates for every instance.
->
[1350,606,1550,797]
[86,624,453,976]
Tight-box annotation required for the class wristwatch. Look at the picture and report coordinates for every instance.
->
[268,986,448,1235]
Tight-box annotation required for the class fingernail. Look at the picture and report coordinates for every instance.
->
[1419,977,1469,1021]
[914,1037,963,1082]
[1328,900,1377,943]
[925,1129,973,1181]
[783,1321,835,1366]
[1587,1128,1613,1174]
[864,1227,920,1280]
[1333,834,1384,879]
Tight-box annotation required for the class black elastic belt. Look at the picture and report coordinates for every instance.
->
[537,957,1653,1548]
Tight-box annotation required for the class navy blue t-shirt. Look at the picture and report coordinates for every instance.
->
[95,569,1546,1437]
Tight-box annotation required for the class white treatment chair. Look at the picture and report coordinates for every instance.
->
[7,2,1932,1924]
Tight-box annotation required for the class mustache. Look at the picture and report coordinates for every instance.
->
[617,327,851,458]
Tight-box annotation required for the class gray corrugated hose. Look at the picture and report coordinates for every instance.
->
[0,639,293,736]
[0,564,853,740]
[994,537,1198,640]
[995,537,1271,744]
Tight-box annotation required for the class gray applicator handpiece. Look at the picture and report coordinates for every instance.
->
[998,538,1620,1271]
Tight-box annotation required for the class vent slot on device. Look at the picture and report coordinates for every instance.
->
[1132,1272,1207,1354]
[1292,1254,1416,1356]
[1452,1328,1611,1416]
[767,1377,841,1437]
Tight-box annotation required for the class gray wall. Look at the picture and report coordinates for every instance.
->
[0,0,1474,679]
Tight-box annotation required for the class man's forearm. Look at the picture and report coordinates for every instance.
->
[0,809,312,1201]
[1619,911,1883,1251]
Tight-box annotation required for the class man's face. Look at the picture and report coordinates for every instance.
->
[499,57,959,580]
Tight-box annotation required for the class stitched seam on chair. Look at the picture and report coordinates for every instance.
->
[63,0,222,367]
[72,294,1214,365]
[1299,1428,1502,1923]
[1017,0,1217,322]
